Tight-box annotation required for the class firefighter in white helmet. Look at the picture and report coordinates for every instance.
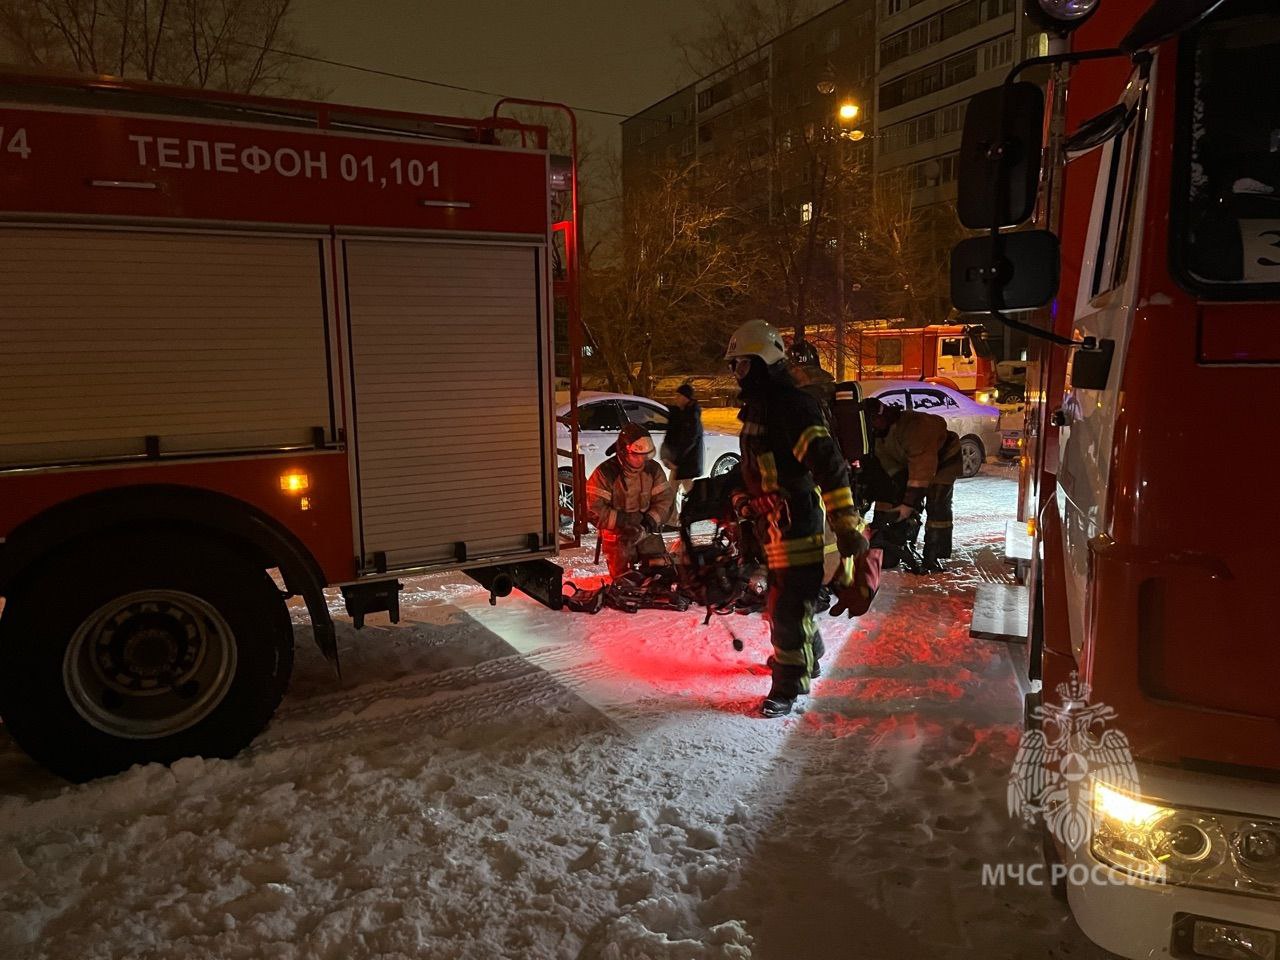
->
[725,320,870,717]
[585,423,674,578]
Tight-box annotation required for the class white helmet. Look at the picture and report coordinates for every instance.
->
[725,319,786,366]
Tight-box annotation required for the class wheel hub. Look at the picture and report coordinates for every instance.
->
[64,590,237,739]
[95,604,202,692]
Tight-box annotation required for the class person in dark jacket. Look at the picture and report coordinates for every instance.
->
[725,320,870,718]
[662,382,705,498]
[863,396,963,573]
[787,339,837,424]
[586,423,674,578]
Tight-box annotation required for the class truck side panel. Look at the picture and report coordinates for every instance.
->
[0,227,335,465]
[341,238,553,572]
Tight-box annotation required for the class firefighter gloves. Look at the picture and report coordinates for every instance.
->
[831,513,870,559]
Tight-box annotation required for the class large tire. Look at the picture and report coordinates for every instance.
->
[0,531,293,782]
[959,436,985,479]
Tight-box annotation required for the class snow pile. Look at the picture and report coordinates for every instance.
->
[0,469,1106,959]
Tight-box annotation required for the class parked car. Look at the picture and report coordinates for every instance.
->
[554,392,741,525]
[861,379,1000,479]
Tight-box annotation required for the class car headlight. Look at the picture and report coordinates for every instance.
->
[1092,784,1280,898]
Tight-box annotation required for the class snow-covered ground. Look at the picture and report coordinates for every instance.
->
[0,465,1109,960]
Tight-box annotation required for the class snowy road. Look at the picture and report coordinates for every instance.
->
[0,466,1110,959]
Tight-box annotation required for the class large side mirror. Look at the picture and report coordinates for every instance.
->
[950,231,1060,313]
[957,83,1045,230]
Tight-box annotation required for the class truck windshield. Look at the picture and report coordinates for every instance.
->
[1174,0,1280,296]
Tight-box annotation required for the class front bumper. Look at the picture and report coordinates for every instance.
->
[1062,764,1280,959]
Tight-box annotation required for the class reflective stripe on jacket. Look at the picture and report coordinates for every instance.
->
[585,457,673,539]
[736,378,861,568]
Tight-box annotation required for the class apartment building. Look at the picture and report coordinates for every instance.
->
[873,0,1046,207]
[621,0,878,218]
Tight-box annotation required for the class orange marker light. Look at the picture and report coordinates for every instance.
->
[279,471,310,494]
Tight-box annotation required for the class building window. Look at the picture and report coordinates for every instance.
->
[940,152,960,183]
[876,337,903,365]
[941,101,967,134]
[698,89,713,110]
[699,123,713,143]
[982,35,1015,73]
[825,28,841,53]
[681,137,694,157]
[881,31,910,66]
[800,201,814,222]
[942,50,978,87]
[885,0,904,15]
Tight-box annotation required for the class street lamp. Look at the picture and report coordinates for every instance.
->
[820,80,864,381]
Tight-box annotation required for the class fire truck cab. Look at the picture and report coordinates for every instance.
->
[0,74,569,781]
[955,0,1280,955]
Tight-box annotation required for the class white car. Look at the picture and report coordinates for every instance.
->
[861,379,1001,479]
[555,392,742,523]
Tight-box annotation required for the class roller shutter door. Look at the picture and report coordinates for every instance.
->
[344,239,547,571]
[0,228,333,466]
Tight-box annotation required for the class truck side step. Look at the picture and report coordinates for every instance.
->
[1004,520,1033,583]
[971,583,1029,643]
[1004,520,1033,562]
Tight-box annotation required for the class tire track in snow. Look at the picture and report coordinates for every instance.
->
[251,657,618,756]
[273,652,539,723]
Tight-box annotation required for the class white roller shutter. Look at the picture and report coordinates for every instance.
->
[344,239,547,571]
[0,228,332,466]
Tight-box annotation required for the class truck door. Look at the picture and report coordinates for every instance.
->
[936,335,979,391]
[342,238,552,574]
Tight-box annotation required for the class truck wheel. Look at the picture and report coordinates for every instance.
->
[0,532,293,782]
[960,437,985,478]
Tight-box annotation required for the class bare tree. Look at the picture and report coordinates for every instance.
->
[677,0,819,76]
[0,0,307,94]
[851,167,962,324]
[584,160,762,396]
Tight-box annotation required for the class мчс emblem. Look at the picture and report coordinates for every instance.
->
[1008,673,1139,851]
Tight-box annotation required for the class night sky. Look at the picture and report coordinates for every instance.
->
[294,0,707,191]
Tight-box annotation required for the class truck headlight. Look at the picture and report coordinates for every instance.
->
[1092,784,1280,898]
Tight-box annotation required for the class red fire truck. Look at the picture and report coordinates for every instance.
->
[0,73,576,782]
[954,0,1279,956]
[853,323,996,394]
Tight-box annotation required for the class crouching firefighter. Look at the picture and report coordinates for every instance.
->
[586,423,675,579]
[725,320,870,718]
[863,396,963,573]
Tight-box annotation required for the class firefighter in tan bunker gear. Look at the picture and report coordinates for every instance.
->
[585,423,674,579]
[864,396,963,573]
[725,320,870,718]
